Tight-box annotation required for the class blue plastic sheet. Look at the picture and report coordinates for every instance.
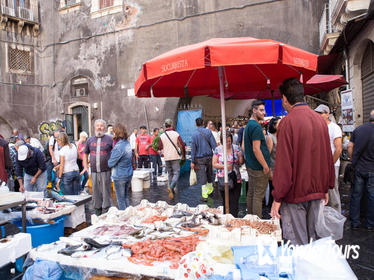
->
[265,99,286,117]
[176,110,202,146]
[23,259,63,280]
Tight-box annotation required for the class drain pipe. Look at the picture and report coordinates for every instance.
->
[344,48,350,90]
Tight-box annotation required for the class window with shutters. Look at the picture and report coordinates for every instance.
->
[8,45,32,74]
[100,0,114,9]
[361,41,374,123]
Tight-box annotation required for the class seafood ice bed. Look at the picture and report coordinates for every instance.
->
[28,200,281,279]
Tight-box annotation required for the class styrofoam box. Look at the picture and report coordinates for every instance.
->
[64,204,86,228]
[0,233,32,266]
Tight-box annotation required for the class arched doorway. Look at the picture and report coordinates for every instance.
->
[361,41,374,123]
[68,102,91,140]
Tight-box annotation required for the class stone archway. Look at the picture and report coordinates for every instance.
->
[68,102,92,139]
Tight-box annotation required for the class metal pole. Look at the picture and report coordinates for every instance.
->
[218,66,229,214]
[271,90,275,117]
[144,105,150,130]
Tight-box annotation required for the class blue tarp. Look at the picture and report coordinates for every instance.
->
[176,109,202,146]
[265,99,286,117]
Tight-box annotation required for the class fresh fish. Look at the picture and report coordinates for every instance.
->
[58,243,92,256]
[84,238,109,249]
[169,210,193,218]
[71,249,98,258]
[106,248,132,260]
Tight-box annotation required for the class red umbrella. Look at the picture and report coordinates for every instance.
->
[207,74,347,100]
[135,37,318,213]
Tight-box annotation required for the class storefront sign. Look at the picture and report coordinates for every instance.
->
[341,89,354,132]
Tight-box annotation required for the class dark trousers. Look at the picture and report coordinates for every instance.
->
[150,154,162,177]
[220,182,241,217]
[138,155,150,168]
[46,160,54,183]
[350,169,374,227]
[195,156,214,185]
[280,199,321,245]
[77,158,89,191]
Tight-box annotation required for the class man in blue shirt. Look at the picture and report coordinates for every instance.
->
[15,144,47,193]
[243,100,271,217]
[191,118,217,202]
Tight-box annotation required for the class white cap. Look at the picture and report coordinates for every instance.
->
[314,104,330,114]
[18,145,29,161]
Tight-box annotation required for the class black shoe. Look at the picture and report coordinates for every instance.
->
[366,226,374,232]
[351,225,360,230]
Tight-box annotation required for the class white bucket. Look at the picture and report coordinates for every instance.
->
[143,176,151,189]
[133,170,151,179]
[131,177,143,192]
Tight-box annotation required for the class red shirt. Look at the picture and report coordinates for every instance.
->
[136,134,152,155]
[272,104,335,204]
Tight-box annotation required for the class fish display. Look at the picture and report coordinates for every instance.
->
[123,234,204,267]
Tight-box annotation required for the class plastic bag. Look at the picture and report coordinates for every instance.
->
[190,169,197,186]
[23,259,63,280]
[294,237,357,280]
[316,200,346,240]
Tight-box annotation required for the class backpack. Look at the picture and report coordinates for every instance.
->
[151,135,160,151]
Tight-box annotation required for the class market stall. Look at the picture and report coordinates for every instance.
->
[23,199,356,280]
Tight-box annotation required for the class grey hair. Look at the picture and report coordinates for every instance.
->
[79,131,88,138]
[370,110,374,122]
[94,119,107,128]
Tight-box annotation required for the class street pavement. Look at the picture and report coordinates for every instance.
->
[86,169,372,280]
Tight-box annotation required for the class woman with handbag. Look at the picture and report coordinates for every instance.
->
[213,131,244,217]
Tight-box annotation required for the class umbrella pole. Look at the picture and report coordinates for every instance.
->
[218,66,229,214]
[271,90,275,117]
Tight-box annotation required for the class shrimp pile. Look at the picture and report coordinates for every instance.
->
[123,234,202,267]
[226,219,277,234]
[250,221,278,234]
[142,215,168,223]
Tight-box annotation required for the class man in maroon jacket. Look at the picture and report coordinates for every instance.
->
[0,135,11,184]
[271,78,335,245]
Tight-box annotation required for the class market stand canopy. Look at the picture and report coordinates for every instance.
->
[207,74,347,100]
[135,37,318,98]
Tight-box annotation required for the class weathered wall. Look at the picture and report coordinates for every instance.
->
[0,23,42,138]
[1,0,327,139]
[348,20,374,126]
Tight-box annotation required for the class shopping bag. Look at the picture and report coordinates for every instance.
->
[190,169,197,186]
[316,200,346,240]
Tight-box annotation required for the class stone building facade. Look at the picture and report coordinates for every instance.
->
[0,0,326,141]
[319,0,372,127]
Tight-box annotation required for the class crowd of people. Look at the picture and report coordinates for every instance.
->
[0,78,373,246]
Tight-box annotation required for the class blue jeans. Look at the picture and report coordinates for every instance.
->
[81,171,89,191]
[150,154,162,177]
[165,160,180,190]
[24,171,47,192]
[113,178,131,210]
[350,169,374,227]
[62,171,81,195]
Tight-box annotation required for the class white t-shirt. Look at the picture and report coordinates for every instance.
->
[30,137,44,152]
[129,133,137,150]
[328,122,342,167]
[49,136,60,163]
[212,131,220,145]
[59,145,79,173]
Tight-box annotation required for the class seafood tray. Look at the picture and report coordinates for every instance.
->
[207,214,282,243]
[28,203,76,221]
